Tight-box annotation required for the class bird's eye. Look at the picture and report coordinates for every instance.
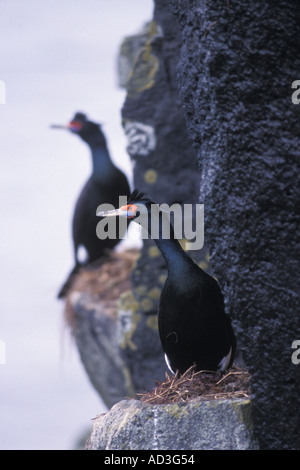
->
[127,204,139,217]
[120,204,138,218]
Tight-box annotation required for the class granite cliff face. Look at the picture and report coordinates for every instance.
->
[170,0,300,449]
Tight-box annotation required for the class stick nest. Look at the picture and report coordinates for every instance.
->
[64,249,138,327]
[138,365,251,405]
[68,249,138,300]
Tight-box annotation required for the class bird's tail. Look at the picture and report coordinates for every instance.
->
[57,264,81,299]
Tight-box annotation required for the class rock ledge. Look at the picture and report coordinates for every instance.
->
[86,397,258,450]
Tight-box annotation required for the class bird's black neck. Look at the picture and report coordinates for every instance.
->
[87,138,115,182]
[156,237,193,274]
[145,207,196,279]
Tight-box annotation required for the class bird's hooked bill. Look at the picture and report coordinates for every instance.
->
[50,124,69,129]
[97,204,138,219]
[50,121,83,131]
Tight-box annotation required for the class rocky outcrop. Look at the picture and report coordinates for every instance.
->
[64,0,214,411]
[170,0,300,449]
[64,250,167,409]
[86,397,258,450]
[120,0,213,332]
[64,0,300,450]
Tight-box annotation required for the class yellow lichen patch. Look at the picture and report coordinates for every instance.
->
[126,21,160,98]
[135,285,148,296]
[117,291,141,351]
[165,403,189,419]
[148,245,160,258]
[118,290,139,313]
[198,261,208,271]
[148,287,161,300]
[232,399,253,428]
[159,274,167,284]
[122,367,136,399]
[144,169,157,184]
[146,314,158,332]
[140,298,153,312]
[178,238,188,251]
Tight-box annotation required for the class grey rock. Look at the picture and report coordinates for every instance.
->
[65,253,167,409]
[65,2,207,411]
[68,291,135,408]
[119,0,213,402]
[170,0,300,449]
[118,22,156,89]
[86,398,258,450]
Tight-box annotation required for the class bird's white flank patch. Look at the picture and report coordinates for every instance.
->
[217,346,232,371]
[164,353,175,374]
[77,244,89,264]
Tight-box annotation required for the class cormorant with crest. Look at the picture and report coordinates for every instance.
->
[97,190,236,375]
[52,112,131,298]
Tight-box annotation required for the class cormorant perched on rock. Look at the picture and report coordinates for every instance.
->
[98,190,236,375]
[52,112,131,298]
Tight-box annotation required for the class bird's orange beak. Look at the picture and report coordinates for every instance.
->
[97,204,138,219]
[50,120,83,132]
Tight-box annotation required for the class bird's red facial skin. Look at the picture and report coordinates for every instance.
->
[120,204,138,218]
[68,120,83,132]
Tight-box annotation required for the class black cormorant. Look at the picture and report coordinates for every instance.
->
[52,112,131,298]
[97,190,236,375]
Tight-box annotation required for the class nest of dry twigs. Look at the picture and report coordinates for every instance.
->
[68,248,138,299]
[64,248,139,327]
[138,365,251,405]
